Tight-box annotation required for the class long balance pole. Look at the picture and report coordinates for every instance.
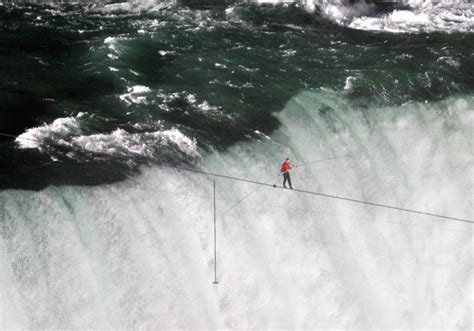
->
[213,178,219,284]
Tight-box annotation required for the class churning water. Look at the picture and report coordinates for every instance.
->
[0,0,472,328]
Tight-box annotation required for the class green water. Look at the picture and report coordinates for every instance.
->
[0,2,473,328]
[0,1,473,189]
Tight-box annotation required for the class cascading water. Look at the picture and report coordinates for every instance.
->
[0,0,472,328]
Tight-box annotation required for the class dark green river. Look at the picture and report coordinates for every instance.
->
[1,1,472,189]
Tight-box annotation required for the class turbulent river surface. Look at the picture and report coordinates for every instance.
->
[0,0,473,328]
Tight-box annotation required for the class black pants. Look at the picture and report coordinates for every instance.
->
[283,172,293,189]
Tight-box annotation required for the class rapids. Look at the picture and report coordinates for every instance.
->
[0,0,472,328]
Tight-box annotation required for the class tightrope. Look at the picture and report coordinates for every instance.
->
[162,164,473,224]
[1,131,472,224]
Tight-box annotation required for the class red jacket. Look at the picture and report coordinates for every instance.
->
[281,161,292,173]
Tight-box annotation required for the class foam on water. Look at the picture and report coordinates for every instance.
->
[320,1,376,25]
[15,114,199,161]
[344,76,356,90]
[246,0,473,33]
[16,113,85,149]
[333,1,474,33]
[71,128,199,158]
[1,89,472,328]
[96,0,176,14]
[119,85,152,105]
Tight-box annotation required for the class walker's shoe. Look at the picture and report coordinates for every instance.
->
[283,186,287,189]
[290,187,293,190]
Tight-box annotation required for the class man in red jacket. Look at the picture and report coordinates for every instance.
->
[280,158,294,189]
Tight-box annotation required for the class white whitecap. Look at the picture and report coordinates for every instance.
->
[119,85,152,105]
[16,115,83,149]
[313,0,474,33]
[70,128,199,158]
[344,76,356,91]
